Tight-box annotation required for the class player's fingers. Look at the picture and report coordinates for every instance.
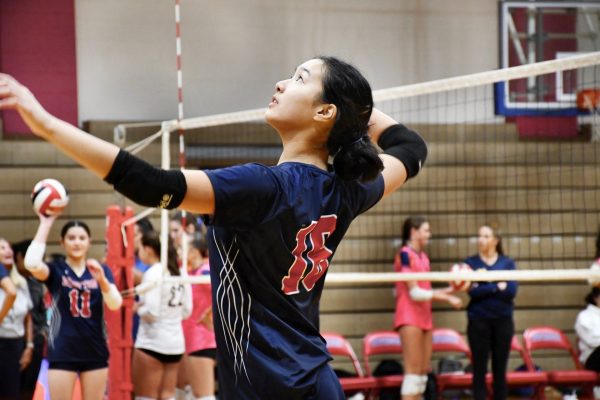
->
[0,97,17,109]
[0,72,16,84]
[86,259,101,270]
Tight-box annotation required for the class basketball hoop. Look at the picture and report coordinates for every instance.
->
[577,88,600,141]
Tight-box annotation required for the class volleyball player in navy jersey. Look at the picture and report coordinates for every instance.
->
[1,56,427,399]
[23,216,123,400]
[464,224,517,400]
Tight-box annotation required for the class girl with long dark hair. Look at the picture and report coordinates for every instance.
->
[133,230,192,400]
[2,56,426,399]
[394,217,462,399]
[24,217,122,400]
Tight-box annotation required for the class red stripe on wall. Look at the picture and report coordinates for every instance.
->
[0,0,78,135]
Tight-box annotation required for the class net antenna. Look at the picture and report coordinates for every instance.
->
[170,0,189,274]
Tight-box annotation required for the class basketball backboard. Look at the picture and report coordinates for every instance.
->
[496,1,600,116]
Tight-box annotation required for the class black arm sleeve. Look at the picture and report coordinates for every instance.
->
[104,150,187,209]
[377,124,427,179]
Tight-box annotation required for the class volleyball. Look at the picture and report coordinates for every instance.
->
[450,263,472,292]
[31,179,69,217]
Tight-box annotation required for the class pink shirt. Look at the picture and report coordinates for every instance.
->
[393,245,433,330]
[182,261,216,353]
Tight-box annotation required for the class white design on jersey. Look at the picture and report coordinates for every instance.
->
[48,293,62,349]
[213,231,251,384]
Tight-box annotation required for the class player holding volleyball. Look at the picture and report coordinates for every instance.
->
[23,216,122,400]
[393,216,462,399]
[0,56,426,399]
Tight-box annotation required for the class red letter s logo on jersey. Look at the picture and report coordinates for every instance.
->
[282,215,337,295]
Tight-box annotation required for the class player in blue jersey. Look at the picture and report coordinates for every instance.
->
[24,217,123,400]
[1,56,427,399]
[464,224,518,400]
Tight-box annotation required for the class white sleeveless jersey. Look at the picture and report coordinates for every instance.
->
[135,262,192,354]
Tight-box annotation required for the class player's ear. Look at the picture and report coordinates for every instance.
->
[314,103,336,123]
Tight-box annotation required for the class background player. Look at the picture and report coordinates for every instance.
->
[133,231,192,400]
[0,239,32,400]
[13,239,48,400]
[464,224,518,400]
[177,238,216,400]
[393,216,462,399]
[0,55,426,398]
[24,216,122,400]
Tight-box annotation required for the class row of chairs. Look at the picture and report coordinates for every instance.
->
[323,326,597,400]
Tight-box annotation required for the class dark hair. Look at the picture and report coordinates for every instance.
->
[141,231,180,276]
[172,211,203,232]
[585,287,600,305]
[11,239,32,259]
[401,216,428,246]
[482,223,504,256]
[595,226,600,259]
[317,56,383,182]
[136,217,154,235]
[60,220,91,239]
[190,237,208,258]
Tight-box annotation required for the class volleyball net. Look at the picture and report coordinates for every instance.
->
[115,52,600,285]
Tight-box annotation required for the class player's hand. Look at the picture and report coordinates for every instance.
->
[447,295,463,309]
[87,259,108,289]
[497,281,507,291]
[439,285,454,294]
[19,347,33,371]
[141,313,156,323]
[0,74,53,137]
[37,212,59,225]
[198,308,214,331]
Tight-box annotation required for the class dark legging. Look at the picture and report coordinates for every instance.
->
[467,317,514,400]
[0,337,24,400]
[20,335,45,400]
[585,346,600,372]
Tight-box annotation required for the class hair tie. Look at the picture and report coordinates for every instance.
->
[328,135,370,165]
[344,135,369,149]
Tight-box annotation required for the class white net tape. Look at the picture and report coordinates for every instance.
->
[128,266,600,296]
[115,52,600,143]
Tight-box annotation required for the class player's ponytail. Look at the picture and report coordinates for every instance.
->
[141,231,180,276]
[318,56,383,182]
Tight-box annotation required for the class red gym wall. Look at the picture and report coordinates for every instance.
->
[0,0,78,136]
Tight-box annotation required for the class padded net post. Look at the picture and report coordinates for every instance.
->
[105,205,135,400]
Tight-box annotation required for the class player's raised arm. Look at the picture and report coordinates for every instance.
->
[0,73,215,214]
[368,108,428,197]
[0,73,119,178]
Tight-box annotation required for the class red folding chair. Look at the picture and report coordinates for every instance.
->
[362,331,404,393]
[523,327,596,399]
[485,336,548,399]
[431,328,473,400]
[322,332,378,394]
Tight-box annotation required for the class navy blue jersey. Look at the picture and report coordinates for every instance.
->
[44,259,115,363]
[463,255,518,320]
[204,162,384,399]
[0,263,8,280]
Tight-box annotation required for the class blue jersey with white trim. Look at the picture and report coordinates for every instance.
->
[44,260,114,363]
[204,162,384,399]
